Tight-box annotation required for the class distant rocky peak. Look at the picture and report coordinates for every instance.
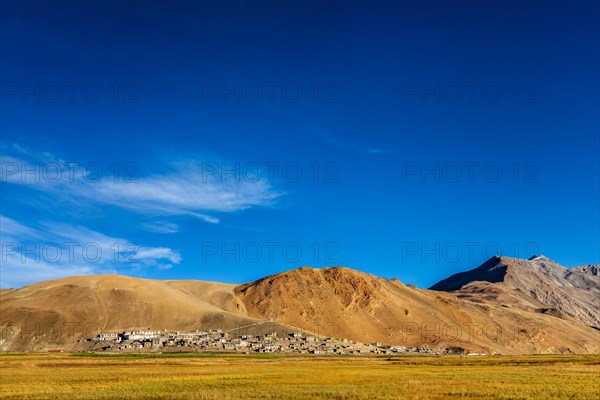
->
[528,254,551,261]
[527,255,562,267]
[574,264,599,276]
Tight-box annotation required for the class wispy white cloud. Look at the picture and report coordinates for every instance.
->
[0,215,181,288]
[368,148,391,154]
[0,214,43,240]
[85,161,279,217]
[141,221,180,234]
[0,144,282,224]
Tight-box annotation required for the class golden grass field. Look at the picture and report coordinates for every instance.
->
[1,353,599,399]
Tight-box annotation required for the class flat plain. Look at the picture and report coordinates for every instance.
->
[1,353,599,399]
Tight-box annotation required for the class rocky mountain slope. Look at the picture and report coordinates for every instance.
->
[1,256,599,354]
[573,264,599,276]
[430,255,600,328]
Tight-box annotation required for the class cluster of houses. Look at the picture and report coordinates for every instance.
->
[84,329,445,355]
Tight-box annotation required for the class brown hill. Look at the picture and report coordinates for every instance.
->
[1,257,599,354]
[235,265,599,354]
[430,255,600,328]
[0,274,293,351]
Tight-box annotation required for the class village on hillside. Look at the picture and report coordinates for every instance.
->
[82,328,465,355]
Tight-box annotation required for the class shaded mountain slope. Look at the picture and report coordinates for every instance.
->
[430,256,600,328]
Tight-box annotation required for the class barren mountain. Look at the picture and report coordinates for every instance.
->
[1,257,599,354]
[235,265,599,354]
[0,274,292,351]
[430,255,600,328]
[573,264,599,276]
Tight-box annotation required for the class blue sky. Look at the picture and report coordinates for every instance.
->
[1,1,598,288]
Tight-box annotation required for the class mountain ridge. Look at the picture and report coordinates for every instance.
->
[1,257,599,354]
[430,255,600,328]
